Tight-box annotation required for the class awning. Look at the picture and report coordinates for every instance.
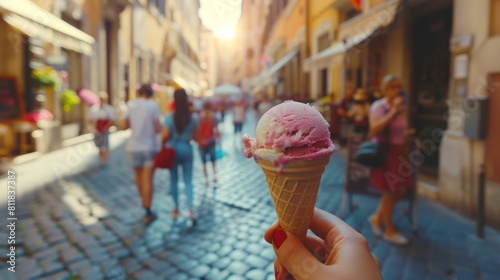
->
[169,75,200,95]
[304,0,400,71]
[258,48,299,82]
[0,0,95,55]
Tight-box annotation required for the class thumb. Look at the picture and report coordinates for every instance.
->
[272,228,323,280]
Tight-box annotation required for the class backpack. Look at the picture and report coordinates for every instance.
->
[197,114,216,147]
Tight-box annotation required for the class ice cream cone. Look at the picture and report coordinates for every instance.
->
[258,156,331,241]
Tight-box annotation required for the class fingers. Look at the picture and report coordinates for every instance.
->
[264,220,279,244]
[271,228,324,280]
[308,208,359,244]
[274,257,293,280]
[265,221,328,263]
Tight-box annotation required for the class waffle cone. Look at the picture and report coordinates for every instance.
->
[258,156,331,240]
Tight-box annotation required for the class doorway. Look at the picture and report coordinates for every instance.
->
[411,5,453,178]
[320,68,328,97]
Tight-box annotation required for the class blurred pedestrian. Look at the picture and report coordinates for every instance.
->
[257,94,272,119]
[232,98,246,137]
[163,88,198,222]
[219,99,227,123]
[346,89,370,134]
[367,75,413,245]
[337,87,355,117]
[89,91,115,166]
[124,84,161,224]
[196,100,219,186]
[337,87,355,145]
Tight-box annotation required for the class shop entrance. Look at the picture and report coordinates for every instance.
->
[411,4,453,178]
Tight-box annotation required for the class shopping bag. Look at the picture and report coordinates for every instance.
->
[354,140,387,167]
[154,146,175,168]
[215,146,227,160]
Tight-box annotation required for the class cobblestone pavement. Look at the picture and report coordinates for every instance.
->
[1,110,500,280]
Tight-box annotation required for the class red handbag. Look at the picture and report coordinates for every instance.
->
[154,146,175,169]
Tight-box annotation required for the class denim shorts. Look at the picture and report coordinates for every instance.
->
[127,151,157,167]
[93,132,109,149]
[199,141,216,164]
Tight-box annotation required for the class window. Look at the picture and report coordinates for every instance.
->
[339,6,361,23]
[491,0,500,36]
[149,0,166,18]
[317,33,330,52]
[320,68,328,97]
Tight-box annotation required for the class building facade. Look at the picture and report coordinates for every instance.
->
[0,0,128,156]
[248,0,500,228]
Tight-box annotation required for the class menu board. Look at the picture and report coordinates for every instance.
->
[0,77,20,119]
[344,133,382,196]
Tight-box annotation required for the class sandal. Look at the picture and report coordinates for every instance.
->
[383,232,409,246]
[171,208,179,219]
[144,212,157,225]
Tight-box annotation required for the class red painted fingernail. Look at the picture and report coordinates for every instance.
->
[273,228,287,249]
[275,268,280,279]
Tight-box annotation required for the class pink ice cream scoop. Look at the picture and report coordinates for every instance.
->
[243,101,335,168]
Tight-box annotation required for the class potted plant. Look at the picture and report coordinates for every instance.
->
[31,66,61,90]
[60,89,81,112]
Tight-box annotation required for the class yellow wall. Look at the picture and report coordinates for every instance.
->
[370,0,386,9]
[308,0,339,99]
[284,0,306,42]
[310,0,336,19]
[265,14,286,58]
[82,0,102,38]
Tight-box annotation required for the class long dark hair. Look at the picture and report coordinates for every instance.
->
[173,88,191,133]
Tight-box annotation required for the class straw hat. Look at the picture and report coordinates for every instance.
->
[353,89,368,101]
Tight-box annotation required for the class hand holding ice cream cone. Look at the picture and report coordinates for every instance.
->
[243,101,335,241]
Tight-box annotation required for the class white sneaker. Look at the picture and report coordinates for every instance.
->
[368,216,383,237]
[383,233,409,246]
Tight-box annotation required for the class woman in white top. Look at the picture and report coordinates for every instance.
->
[123,84,161,224]
[232,98,246,135]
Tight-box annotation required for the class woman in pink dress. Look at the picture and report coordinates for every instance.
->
[367,75,414,245]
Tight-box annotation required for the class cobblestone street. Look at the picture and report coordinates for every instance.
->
[1,111,500,280]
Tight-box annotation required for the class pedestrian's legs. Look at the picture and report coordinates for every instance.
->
[182,155,195,219]
[170,164,179,212]
[209,143,216,182]
[380,187,406,236]
[133,167,143,195]
[141,165,154,209]
[101,148,109,164]
[211,160,217,182]
[202,163,208,184]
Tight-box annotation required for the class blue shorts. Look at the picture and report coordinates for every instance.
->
[199,141,216,164]
[127,151,157,167]
[93,132,109,149]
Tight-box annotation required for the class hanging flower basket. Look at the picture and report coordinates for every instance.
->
[32,66,62,90]
[60,89,81,112]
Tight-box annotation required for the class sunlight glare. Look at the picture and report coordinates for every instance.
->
[215,26,237,39]
[199,0,241,38]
